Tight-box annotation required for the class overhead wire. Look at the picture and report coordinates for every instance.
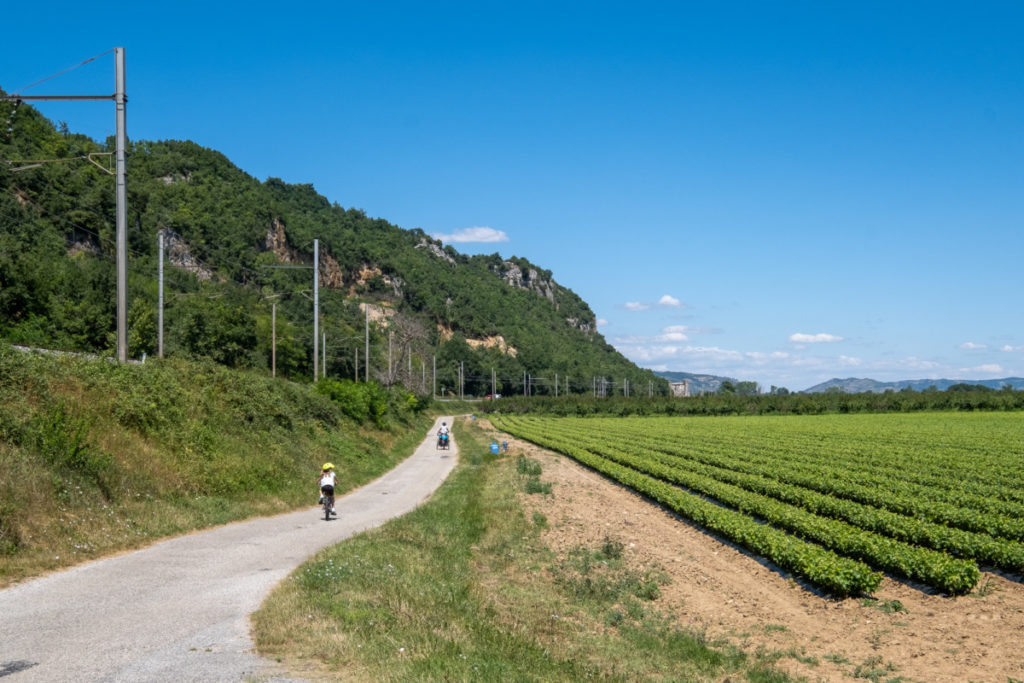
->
[10,49,116,96]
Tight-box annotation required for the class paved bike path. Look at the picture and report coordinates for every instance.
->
[0,417,458,682]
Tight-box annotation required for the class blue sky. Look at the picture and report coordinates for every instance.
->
[4,1,1022,391]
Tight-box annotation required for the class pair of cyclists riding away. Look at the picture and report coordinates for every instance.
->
[319,422,450,515]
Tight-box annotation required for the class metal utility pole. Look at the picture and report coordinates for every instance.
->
[158,231,164,358]
[555,373,558,398]
[322,332,326,379]
[4,48,128,361]
[313,239,319,381]
[271,303,276,378]
[432,355,436,398]
[365,305,370,382]
[114,48,127,362]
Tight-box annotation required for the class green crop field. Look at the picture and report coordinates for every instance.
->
[492,412,1024,597]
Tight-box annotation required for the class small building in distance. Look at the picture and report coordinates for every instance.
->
[669,380,690,397]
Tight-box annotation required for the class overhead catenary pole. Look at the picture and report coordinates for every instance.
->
[313,239,319,381]
[322,332,326,379]
[271,303,276,378]
[432,355,436,398]
[114,48,127,363]
[2,48,128,361]
[365,304,369,382]
[157,231,164,358]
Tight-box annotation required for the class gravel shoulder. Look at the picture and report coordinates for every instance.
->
[507,431,1024,682]
[0,417,457,682]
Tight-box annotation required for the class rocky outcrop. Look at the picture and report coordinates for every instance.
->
[264,218,350,290]
[350,264,404,298]
[160,172,192,185]
[159,228,215,281]
[360,302,396,324]
[437,325,518,357]
[493,261,555,303]
[415,238,455,265]
[265,218,305,267]
[565,317,595,335]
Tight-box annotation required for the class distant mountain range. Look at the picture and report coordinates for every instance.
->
[653,371,738,394]
[654,371,1024,395]
[804,377,1024,393]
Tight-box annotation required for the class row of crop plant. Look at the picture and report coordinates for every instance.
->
[492,413,1024,596]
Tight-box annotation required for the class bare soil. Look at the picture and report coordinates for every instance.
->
[499,429,1024,682]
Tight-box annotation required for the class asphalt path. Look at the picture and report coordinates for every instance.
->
[0,417,459,682]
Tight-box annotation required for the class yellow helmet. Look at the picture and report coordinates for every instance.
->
[322,462,334,471]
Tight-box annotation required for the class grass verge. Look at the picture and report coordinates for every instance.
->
[252,417,789,681]
[0,346,433,586]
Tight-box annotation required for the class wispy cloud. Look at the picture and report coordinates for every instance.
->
[596,318,609,328]
[959,342,987,350]
[624,302,650,311]
[960,364,1003,374]
[432,226,509,243]
[622,294,686,311]
[789,333,843,344]
[1001,345,1023,352]
[897,357,942,371]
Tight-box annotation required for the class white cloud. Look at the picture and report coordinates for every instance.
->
[655,325,690,342]
[658,294,683,308]
[962,364,1003,374]
[624,302,650,312]
[899,357,941,371]
[839,355,863,366]
[789,333,843,344]
[432,226,509,243]
[1002,345,1024,352]
[596,318,609,328]
[746,351,790,361]
[959,342,987,350]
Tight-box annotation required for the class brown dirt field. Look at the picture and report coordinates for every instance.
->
[493,427,1024,682]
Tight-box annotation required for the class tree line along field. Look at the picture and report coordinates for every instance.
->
[491,412,1024,597]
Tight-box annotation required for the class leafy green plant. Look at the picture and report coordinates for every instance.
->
[524,476,552,495]
[25,402,112,482]
[516,455,543,476]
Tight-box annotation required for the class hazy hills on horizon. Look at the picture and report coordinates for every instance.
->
[654,371,1024,394]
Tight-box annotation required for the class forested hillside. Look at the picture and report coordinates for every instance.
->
[0,95,667,396]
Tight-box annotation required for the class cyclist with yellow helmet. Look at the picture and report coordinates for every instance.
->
[318,462,338,516]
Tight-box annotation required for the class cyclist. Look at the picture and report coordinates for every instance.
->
[438,421,450,448]
[318,462,338,516]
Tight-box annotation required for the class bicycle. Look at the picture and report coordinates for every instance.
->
[320,485,335,521]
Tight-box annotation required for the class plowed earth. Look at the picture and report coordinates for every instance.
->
[501,429,1024,682]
